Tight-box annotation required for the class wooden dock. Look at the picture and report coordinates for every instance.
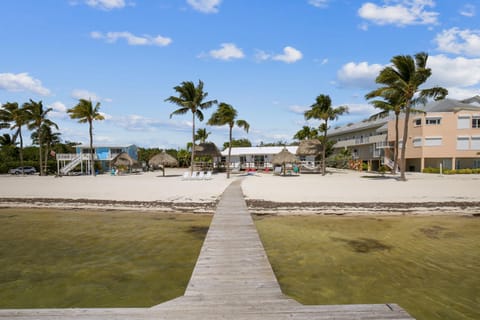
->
[0,179,414,319]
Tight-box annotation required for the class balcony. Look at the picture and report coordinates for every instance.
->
[333,134,387,148]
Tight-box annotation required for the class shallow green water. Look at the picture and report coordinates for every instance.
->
[0,209,211,308]
[255,215,480,320]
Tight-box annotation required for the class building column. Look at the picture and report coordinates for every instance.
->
[452,157,456,170]
[420,157,425,172]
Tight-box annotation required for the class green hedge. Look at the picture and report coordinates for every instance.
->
[422,167,480,174]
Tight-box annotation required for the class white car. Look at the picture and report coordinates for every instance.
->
[8,166,37,175]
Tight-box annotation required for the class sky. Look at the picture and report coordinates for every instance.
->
[1,0,479,150]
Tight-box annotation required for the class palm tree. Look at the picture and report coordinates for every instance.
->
[0,102,29,173]
[24,100,58,176]
[195,128,211,143]
[365,89,406,174]
[0,133,17,148]
[208,103,249,179]
[31,123,61,174]
[304,94,348,176]
[166,80,217,174]
[293,126,319,140]
[67,99,105,176]
[369,52,447,181]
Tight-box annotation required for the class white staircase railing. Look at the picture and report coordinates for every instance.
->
[60,154,83,175]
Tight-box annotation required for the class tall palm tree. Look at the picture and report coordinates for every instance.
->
[293,126,319,141]
[369,52,447,181]
[195,128,211,143]
[67,99,105,176]
[0,133,17,147]
[24,100,58,176]
[0,102,29,174]
[365,89,406,174]
[166,80,217,174]
[304,94,348,176]
[208,102,249,179]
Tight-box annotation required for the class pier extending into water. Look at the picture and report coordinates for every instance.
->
[0,179,413,319]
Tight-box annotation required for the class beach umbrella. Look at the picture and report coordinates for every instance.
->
[296,139,322,156]
[272,147,298,175]
[111,152,137,167]
[149,151,178,176]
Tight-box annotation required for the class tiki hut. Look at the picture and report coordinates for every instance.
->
[111,152,138,173]
[193,142,221,171]
[271,147,299,175]
[149,151,178,176]
[296,139,322,156]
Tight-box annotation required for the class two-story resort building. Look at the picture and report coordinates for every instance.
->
[56,144,138,175]
[328,96,480,172]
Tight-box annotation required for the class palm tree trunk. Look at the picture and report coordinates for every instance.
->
[89,121,95,176]
[227,126,232,179]
[399,102,411,181]
[44,142,49,174]
[19,129,24,176]
[322,122,327,176]
[38,135,43,176]
[191,112,195,175]
[393,113,399,174]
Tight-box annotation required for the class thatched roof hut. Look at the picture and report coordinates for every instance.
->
[149,151,178,176]
[271,147,298,165]
[111,152,137,167]
[194,142,221,157]
[296,139,322,156]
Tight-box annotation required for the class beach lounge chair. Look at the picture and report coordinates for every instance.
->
[198,171,205,180]
[204,171,213,180]
[182,172,190,180]
[273,166,282,175]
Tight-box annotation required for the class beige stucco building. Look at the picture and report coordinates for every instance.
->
[329,96,480,172]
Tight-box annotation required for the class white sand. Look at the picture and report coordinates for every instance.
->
[0,168,478,213]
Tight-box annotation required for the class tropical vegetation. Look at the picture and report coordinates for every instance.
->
[367,52,447,181]
[67,99,105,176]
[208,103,249,178]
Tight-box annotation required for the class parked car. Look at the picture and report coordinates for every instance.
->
[8,166,37,175]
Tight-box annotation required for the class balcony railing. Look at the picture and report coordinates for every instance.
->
[334,134,387,148]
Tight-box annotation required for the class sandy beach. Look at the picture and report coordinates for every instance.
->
[0,168,479,215]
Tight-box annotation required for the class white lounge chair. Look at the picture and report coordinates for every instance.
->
[198,171,205,180]
[204,171,212,180]
[182,172,190,180]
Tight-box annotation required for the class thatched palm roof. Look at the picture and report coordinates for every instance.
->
[271,147,298,165]
[194,142,221,157]
[149,151,178,167]
[111,152,137,167]
[296,139,322,156]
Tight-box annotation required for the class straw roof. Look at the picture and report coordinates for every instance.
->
[296,139,322,156]
[111,152,137,167]
[194,142,221,157]
[271,147,298,165]
[149,151,178,167]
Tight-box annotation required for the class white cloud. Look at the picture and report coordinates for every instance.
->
[187,0,221,13]
[71,89,112,103]
[288,105,309,114]
[48,101,68,119]
[209,43,245,61]
[272,46,303,63]
[337,61,385,88]
[444,87,480,100]
[91,31,172,47]
[427,54,480,88]
[0,72,51,96]
[435,28,480,57]
[84,0,130,10]
[460,4,476,17]
[254,50,271,62]
[308,0,329,8]
[358,0,439,27]
[346,103,377,115]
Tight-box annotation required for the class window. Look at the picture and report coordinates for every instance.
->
[456,137,469,150]
[473,117,480,128]
[458,116,470,129]
[424,137,442,147]
[426,117,441,125]
[472,136,480,150]
[414,118,422,126]
[412,137,422,147]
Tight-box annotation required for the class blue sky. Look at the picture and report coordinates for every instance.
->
[1,0,479,149]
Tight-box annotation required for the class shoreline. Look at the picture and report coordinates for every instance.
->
[1,197,479,216]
